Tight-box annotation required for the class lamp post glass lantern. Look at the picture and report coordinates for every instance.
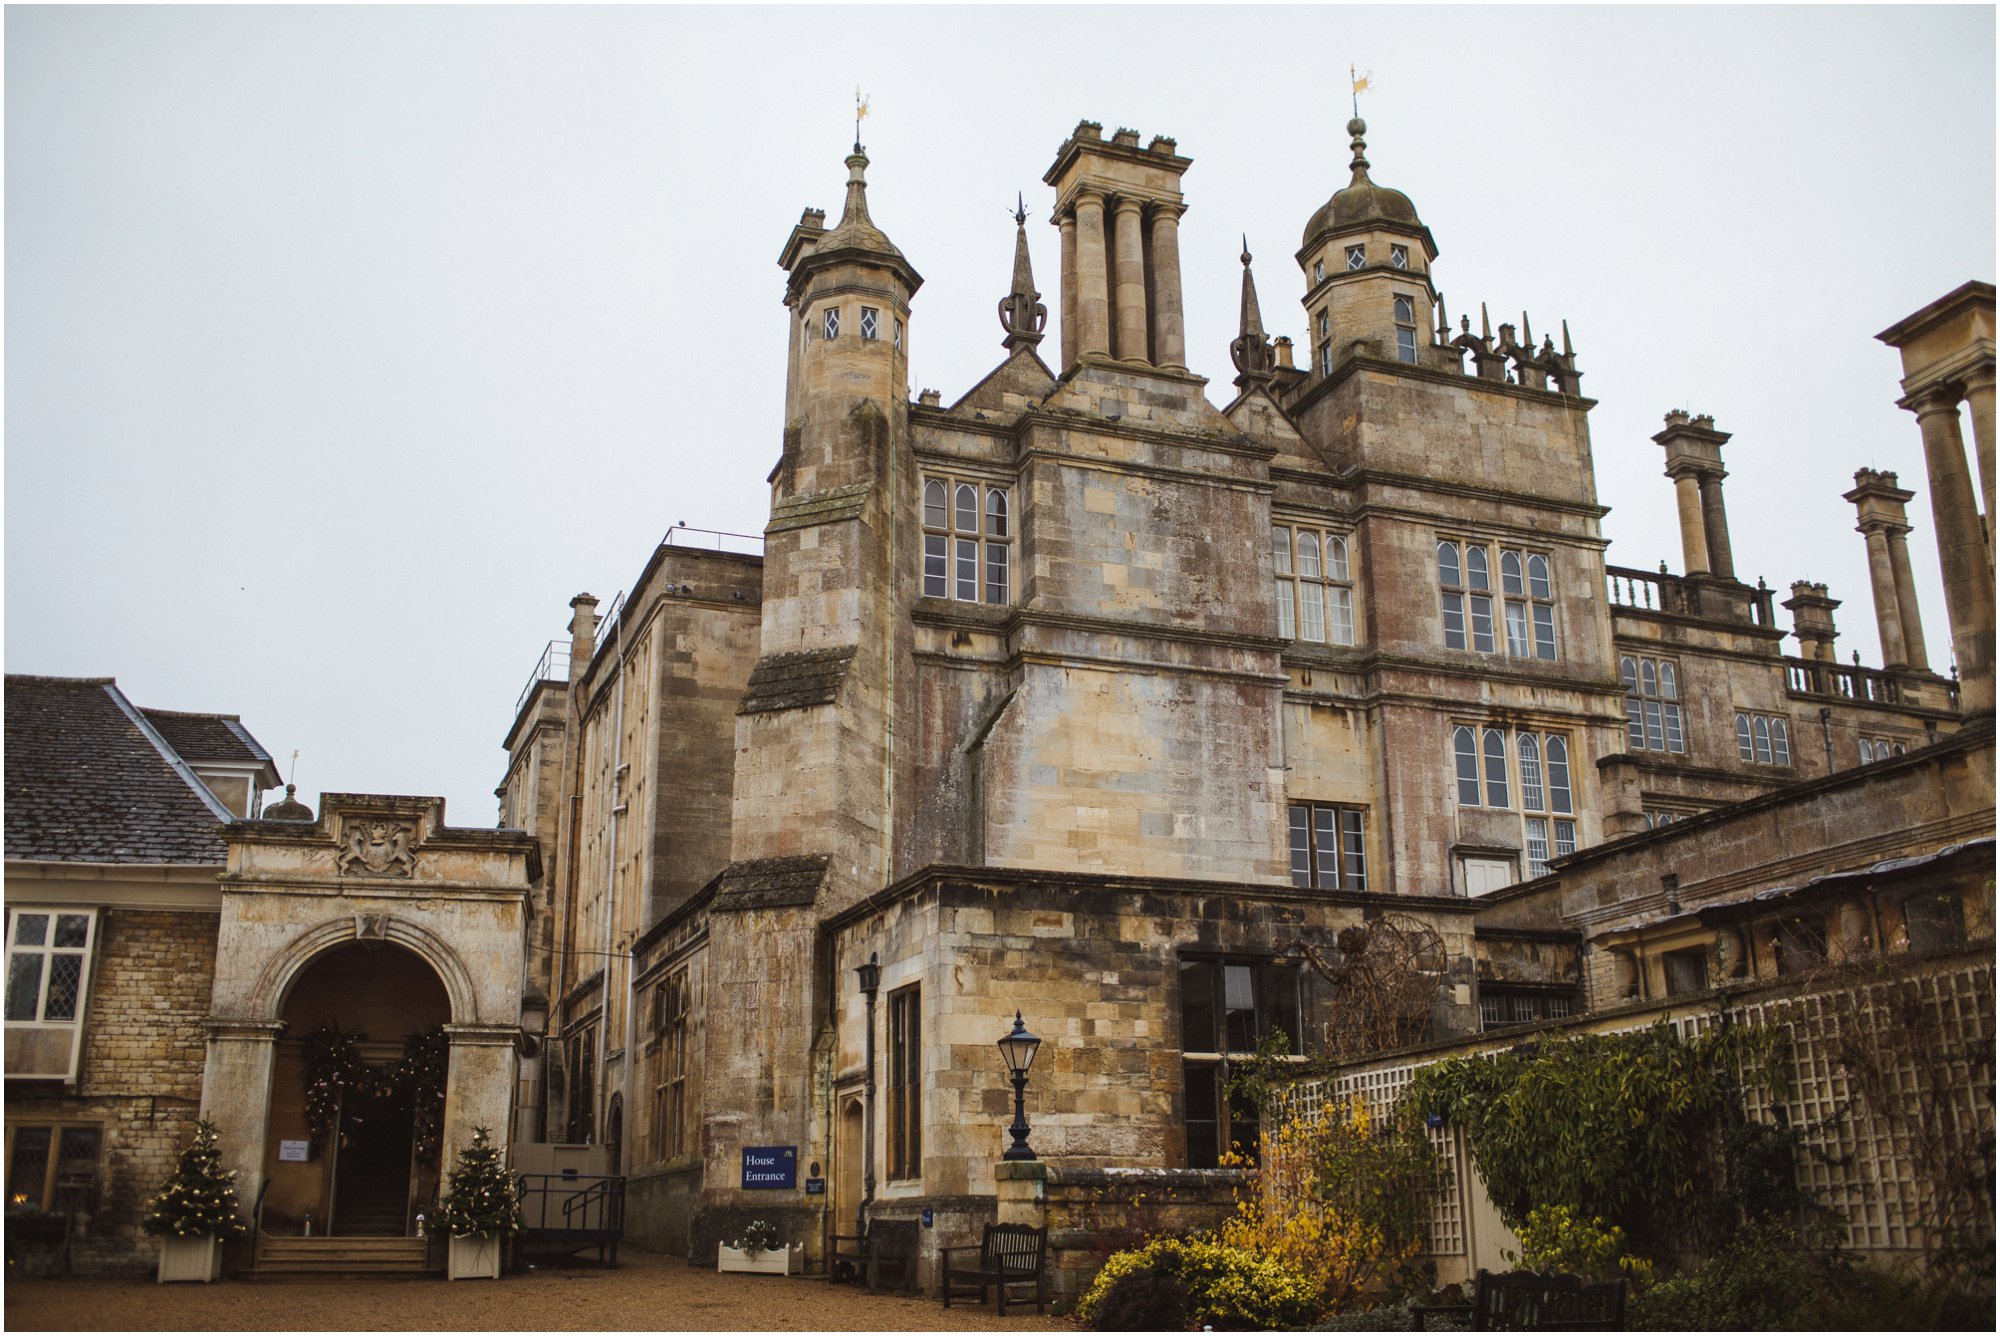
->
[997,1011,1041,1161]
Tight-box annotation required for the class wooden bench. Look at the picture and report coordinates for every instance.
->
[1412,1268,1627,1331]
[829,1218,918,1294]
[940,1223,1046,1316]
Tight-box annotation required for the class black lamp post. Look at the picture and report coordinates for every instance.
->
[856,953,881,1235]
[997,1011,1042,1162]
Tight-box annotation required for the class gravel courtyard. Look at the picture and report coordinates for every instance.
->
[4,1248,1076,1332]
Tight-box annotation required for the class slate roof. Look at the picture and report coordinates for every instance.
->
[739,648,856,715]
[141,708,276,773]
[712,855,832,910]
[5,675,247,865]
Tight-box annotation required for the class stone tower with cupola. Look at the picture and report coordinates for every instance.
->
[735,142,921,901]
[1296,117,1448,376]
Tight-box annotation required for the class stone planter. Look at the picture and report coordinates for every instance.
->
[717,1243,801,1275]
[447,1232,502,1280]
[156,1233,223,1283]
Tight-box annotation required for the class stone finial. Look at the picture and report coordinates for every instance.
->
[266,783,314,822]
[1347,117,1371,184]
[998,194,1047,352]
[1229,238,1277,390]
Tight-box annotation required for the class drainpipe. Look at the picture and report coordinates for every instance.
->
[595,601,628,1154]
[1818,706,1835,774]
[858,953,881,1235]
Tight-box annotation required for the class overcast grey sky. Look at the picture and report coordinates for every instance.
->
[7,5,1994,826]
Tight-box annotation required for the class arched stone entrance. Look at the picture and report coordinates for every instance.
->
[199,794,540,1241]
[262,941,450,1235]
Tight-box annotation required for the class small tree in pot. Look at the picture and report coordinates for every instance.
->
[141,1119,249,1283]
[434,1127,519,1280]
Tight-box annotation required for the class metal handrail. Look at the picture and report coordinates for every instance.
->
[250,1178,271,1269]
[660,521,765,555]
[514,641,572,716]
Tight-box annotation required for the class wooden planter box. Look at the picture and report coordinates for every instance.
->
[156,1233,223,1283]
[447,1232,502,1280]
[717,1243,801,1275]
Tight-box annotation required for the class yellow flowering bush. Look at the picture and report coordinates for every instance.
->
[1074,1234,1322,1330]
[1217,1097,1438,1313]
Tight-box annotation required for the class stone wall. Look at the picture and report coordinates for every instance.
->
[8,909,218,1274]
[995,1161,1245,1309]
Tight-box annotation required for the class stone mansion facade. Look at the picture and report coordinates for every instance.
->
[7,114,1990,1279]
[495,118,1992,1270]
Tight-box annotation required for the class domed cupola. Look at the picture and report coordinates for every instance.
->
[1295,118,1445,380]
[1302,118,1430,245]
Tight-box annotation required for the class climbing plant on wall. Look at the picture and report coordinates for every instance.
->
[1405,1020,1798,1257]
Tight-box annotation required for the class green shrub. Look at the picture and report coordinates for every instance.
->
[1076,1235,1322,1330]
[1631,1223,1821,1330]
[1510,1204,1653,1285]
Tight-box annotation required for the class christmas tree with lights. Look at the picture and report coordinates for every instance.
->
[434,1126,519,1238]
[141,1119,249,1239]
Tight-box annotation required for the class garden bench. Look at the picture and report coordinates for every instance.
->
[939,1223,1047,1316]
[1412,1268,1626,1331]
[829,1217,919,1293]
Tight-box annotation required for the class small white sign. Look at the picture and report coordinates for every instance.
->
[278,1140,310,1162]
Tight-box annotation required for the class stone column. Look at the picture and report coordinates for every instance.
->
[1906,385,1995,710]
[1146,204,1187,371]
[1058,212,1078,370]
[442,1023,523,1160]
[200,1018,286,1216]
[1858,523,1910,668]
[1962,365,1995,545]
[1072,191,1111,360]
[1672,470,1710,576]
[1110,196,1149,363]
[1698,470,1736,579]
[1886,527,1931,671]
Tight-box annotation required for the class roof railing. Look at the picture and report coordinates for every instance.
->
[514,641,572,716]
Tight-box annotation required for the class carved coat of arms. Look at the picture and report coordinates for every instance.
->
[336,820,416,879]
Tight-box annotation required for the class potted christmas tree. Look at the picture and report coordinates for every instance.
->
[141,1119,249,1283]
[433,1126,518,1280]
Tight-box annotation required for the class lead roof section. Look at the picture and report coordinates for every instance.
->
[5,675,264,864]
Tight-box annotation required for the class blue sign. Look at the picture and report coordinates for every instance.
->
[921,1207,934,1228]
[742,1145,797,1190]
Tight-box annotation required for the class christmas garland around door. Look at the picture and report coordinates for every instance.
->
[298,1024,448,1168]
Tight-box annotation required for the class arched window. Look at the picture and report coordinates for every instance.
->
[1275,525,1353,646]
[1439,542,1466,650]
[1517,733,1544,811]
[1545,736,1572,813]
[1453,727,1479,805]
[1482,728,1510,808]
[922,476,1012,605]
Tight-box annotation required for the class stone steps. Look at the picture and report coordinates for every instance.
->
[253,1235,434,1275]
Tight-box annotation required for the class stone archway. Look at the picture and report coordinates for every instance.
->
[199,794,538,1235]
[265,941,451,1236]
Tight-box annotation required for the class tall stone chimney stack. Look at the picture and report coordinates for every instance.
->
[1043,122,1192,373]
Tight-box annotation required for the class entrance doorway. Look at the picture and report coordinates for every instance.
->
[833,1093,864,1236]
[267,942,450,1237]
